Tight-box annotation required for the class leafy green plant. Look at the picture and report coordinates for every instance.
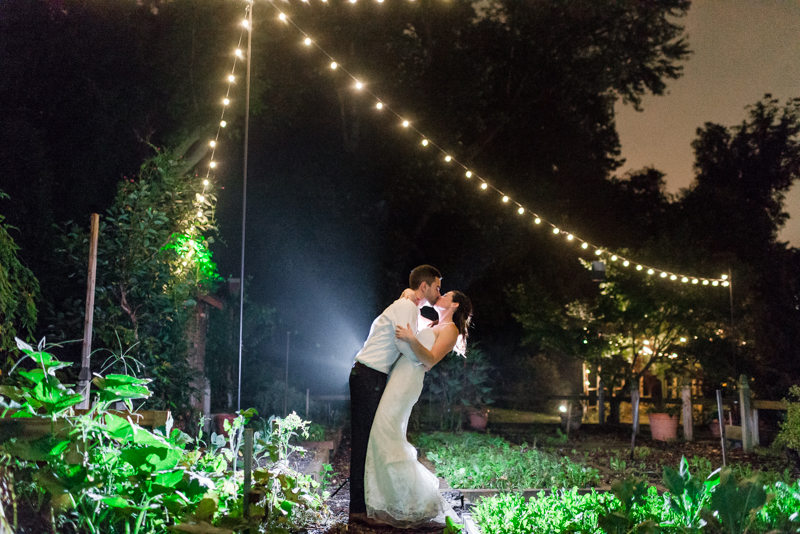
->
[0,342,330,533]
[775,385,800,455]
[709,468,767,534]
[416,432,600,490]
[0,190,39,355]
[755,480,800,533]
[662,456,718,531]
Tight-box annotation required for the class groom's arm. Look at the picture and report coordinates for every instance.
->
[390,298,419,359]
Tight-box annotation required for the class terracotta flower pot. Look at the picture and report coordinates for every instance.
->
[648,413,679,441]
[710,420,721,438]
[468,410,489,430]
[214,413,237,438]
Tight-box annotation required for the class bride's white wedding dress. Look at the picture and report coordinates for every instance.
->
[364,327,447,527]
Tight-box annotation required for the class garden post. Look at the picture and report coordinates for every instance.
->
[681,382,693,441]
[738,375,753,452]
[78,213,100,409]
[631,387,640,435]
[598,378,605,424]
[716,390,727,466]
[243,428,254,517]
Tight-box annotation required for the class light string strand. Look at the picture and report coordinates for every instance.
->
[194,3,251,223]
[265,1,729,287]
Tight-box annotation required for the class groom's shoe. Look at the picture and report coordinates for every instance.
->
[348,512,387,529]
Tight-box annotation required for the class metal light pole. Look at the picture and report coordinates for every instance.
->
[237,0,253,412]
[284,331,290,416]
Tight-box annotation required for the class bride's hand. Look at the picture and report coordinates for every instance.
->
[400,288,415,300]
[395,323,416,343]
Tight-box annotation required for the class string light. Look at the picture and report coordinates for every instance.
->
[228,75,235,83]
[223,98,230,105]
[553,228,560,234]
[209,141,216,147]
[263,2,729,288]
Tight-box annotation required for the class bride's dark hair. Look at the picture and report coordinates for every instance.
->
[451,291,473,341]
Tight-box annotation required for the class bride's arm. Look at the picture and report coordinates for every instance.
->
[395,324,458,370]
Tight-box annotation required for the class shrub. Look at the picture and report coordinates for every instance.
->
[775,385,800,455]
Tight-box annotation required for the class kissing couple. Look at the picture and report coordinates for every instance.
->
[349,265,473,529]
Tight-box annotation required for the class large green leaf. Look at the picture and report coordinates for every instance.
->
[120,446,182,472]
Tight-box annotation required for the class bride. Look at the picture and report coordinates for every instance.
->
[364,290,473,528]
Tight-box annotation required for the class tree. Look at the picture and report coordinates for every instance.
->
[0,190,39,355]
[57,149,220,417]
[674,96,800,397]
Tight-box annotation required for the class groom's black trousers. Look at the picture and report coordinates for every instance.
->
[348,361,388,514]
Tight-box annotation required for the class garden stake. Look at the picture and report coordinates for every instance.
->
[328,476,349,500]
[77,213,99,409]
[630,388,640,460]
[566,400,572,439]
[243,428,254,517]
[716,390,727,466]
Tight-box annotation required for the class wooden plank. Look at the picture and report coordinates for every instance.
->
[752,400,788,410]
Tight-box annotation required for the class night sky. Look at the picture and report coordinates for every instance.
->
[615,0,800,245]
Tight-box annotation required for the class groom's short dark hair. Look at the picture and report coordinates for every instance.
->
[409,265,441,289]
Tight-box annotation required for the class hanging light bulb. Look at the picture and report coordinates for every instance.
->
[670,275,677,280]
[623,260,630,266]
[209,140,216,147]
[445,155,451,162]
[220,120,227,127]
[611,255,617,261]
[581,242,588,249]
[209,161,216,168]
[595,249,602,255]
[228,74,235,82]
[722,281,729,287]
[330,62,337,69]
[279,13,287,21]
[242,19,249,28]
[465,171,472,178]
[480,183,488,190]
[553,228,560,234]
[567,234,574,241]
[502,196,509,202]
[223,98,230,105]
[535,217,541,224]
[722,274,728,280]
[702,280,709,285]
[197,210,203,217]
[648,269,655,275]
[421,139,428,146]
[203,180,209,186]
[682,277,689,283]
[636,265,643,270]
[376,102,383,110]
[712,281,719,286]
[692,279,698,284]
[235,49,244,58]
[304,37,312,46]
[198,195,205,202]
[350,0,357,3]
[518,207,524,214]
[402,120,410,128]
[660,272,668,278]
[355,81,363,90]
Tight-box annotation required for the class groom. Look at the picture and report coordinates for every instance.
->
[348,264,442,525]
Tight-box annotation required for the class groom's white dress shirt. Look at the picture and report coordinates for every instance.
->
[354,297,419,374]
